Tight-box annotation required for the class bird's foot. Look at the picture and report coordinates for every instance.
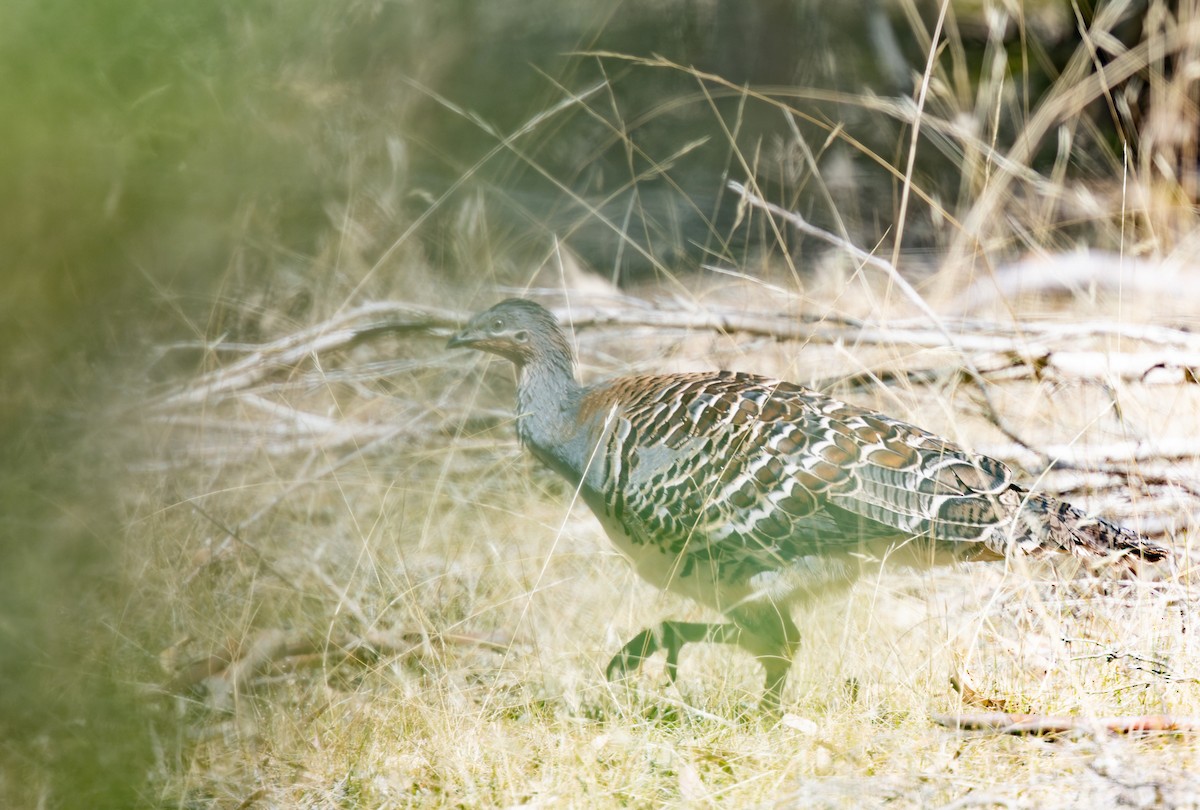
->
[605,621,737,684]
[605,626,670,683]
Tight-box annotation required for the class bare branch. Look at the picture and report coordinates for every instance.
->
[934,712,1200,736]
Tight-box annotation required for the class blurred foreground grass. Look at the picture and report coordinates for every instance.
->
[4,0,1200,806]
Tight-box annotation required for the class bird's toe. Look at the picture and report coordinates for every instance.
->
[605,628,662,681]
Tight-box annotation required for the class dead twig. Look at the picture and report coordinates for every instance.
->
[817,348,1200,393]
[953,251,1200,313]
[149,301,459,410]
[933,712,1200,735]
[152,299,1200,416]
[978,438,1200,469]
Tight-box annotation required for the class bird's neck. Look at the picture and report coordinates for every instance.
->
[514,350,586,479]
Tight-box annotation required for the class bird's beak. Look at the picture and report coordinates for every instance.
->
[446,328,475,349]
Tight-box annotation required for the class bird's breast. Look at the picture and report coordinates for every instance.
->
[581,490,754,611]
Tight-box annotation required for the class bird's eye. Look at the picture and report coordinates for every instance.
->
[490,318,504,332]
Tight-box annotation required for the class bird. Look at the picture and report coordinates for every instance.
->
[448,298,1170,712]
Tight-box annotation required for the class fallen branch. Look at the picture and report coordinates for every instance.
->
[148,301,459,410]
[977,438,1200,469]
[817,348,1200,392]
[150,299,1200,414]
[953,251,1200,313]
[143,297,1200,536]
[933,712,1200,736]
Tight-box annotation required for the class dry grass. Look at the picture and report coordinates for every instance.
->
[10,1,1200,807]
[116,276,1200,808]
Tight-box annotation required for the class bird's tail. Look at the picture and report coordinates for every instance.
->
[1010,490,1171,569]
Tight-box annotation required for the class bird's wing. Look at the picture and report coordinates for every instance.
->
[581,371,1017,572]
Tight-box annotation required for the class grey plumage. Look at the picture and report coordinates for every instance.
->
[449,298,1170,710]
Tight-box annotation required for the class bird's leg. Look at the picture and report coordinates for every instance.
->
[606,609,800,715]
[727,605,801,715]
[606,621,740,684]
[759,655,792,715]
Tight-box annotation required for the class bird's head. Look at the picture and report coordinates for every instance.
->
[447,298,572,367]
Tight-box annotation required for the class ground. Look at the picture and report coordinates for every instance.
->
[115,280,1200,808]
